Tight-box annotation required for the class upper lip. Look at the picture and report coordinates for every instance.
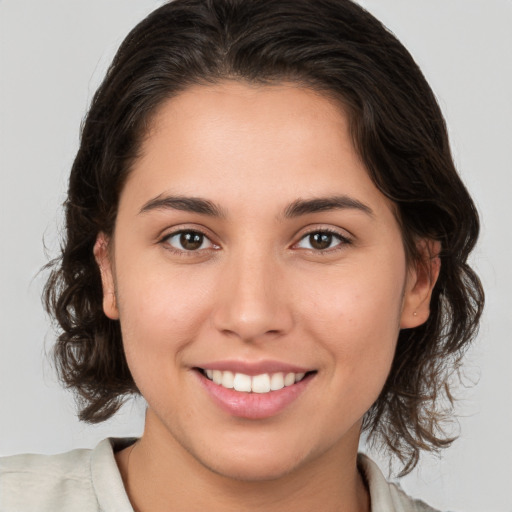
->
[194,360,313,376]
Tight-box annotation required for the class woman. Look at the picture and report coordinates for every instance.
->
[0,1,483,510]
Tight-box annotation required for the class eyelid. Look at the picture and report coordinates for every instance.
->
[292,226,353,252]
[156,224,352,255]
[158,226,220,254]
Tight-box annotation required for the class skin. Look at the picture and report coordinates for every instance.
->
[95,82,439,512]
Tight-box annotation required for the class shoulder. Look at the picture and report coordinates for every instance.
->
[0,438,135,512]
[0,445,97,512]
[358,454,441,512]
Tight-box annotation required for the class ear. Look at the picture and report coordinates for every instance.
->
[93,232,119,320]
[400,240,441,329]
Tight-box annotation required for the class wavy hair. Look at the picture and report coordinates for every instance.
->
[44,0,483,474]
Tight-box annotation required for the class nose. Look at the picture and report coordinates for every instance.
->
[212,250,294,342]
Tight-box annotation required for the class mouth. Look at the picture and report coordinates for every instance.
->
[192,361,317,418]
[196,368,315,394]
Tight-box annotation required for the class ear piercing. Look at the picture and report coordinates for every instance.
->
[413,311,417,317]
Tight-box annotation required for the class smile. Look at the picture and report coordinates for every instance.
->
[201,369,307,394]
[195,364,316,419]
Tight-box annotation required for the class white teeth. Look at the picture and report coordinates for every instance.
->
[284,372,296,386]
[203,369,308,393]
[221,370,234,389]
[252,374,271,393]
[233,373,252,392]
[270,372,285,391]
[212,370,222,385]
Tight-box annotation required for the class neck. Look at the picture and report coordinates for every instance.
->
[116,411,370,512]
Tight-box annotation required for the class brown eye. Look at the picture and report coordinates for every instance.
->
[296,230,348,251]
[309,232,333,250]
[165,230,213,251]
[180,232,204,250]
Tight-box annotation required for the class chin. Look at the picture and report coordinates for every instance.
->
[199,452,305,482]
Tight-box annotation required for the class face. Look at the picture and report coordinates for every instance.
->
[96,82,435,481]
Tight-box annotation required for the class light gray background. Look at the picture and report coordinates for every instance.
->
[0,1,510,511]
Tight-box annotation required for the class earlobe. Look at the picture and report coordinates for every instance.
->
[93,232,119,320]
[400,240,441,329]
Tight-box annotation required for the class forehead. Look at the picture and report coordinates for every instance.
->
[151,81,346,128]
[122,81,396,220]
[146,81,350,170]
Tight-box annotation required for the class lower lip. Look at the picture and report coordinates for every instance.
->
[195,371,314,420]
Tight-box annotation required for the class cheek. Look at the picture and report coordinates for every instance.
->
[115,265,215,371]
[297,259,405,384]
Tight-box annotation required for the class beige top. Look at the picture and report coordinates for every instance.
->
[0,438,439,511]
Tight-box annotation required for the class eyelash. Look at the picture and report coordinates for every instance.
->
[159,228,352,256]
[295,228,352,253]
[160,229,219,256]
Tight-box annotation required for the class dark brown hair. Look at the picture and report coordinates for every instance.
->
[44,0,483,474]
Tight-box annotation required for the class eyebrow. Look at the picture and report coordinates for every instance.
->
[139,195,226,217]
[139,193,373,219]
[283,196,374,218]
